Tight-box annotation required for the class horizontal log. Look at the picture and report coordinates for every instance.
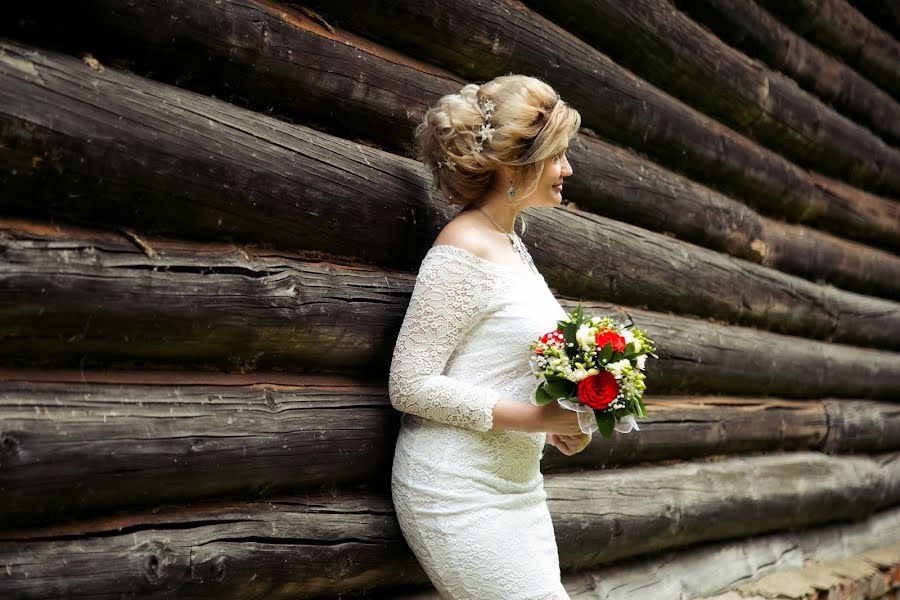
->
[566,134,900,300]
[3,368,897,527]
[301,0,900,241]
[674,0,900,146]
[4,2,899,255]
[1,453,898,598]
[2,45,900,349]
[3,8,898,299]
[4,219,900,393]
[527,0,900,192]
[392,507,900,599]
[848,0,900,39]
[755,0,900,101]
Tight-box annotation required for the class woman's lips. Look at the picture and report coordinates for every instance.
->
[552,184,563,192]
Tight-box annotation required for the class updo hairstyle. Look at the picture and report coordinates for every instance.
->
[416,75,581,207]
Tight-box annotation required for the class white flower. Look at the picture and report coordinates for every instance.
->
[636,355,647,370]
[573,368,589,382]
[607,359,630,375]
[575,326,593,349]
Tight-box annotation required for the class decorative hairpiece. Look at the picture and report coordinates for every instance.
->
[437,159,456,171]
[473,98,497,153]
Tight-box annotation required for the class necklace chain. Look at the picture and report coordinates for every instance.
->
[476,207,540,274]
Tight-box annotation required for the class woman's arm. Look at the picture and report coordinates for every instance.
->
[388,249,501,431]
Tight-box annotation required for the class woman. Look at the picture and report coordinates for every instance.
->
[389,75,588,599]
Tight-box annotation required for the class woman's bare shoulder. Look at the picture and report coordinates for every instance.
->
[432,212,492,260]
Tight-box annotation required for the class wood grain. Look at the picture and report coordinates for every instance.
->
[1,453,897,598]
[527,0,900,191]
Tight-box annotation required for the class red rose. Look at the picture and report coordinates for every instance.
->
[535,330,565,354]
[577,371,619,411]
[594,329,626,353]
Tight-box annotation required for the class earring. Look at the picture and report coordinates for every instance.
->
[507,183,516,200]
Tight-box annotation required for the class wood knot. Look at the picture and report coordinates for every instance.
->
[264,389,277,410]
[0,433,18,468]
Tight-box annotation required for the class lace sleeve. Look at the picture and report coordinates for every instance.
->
[388,247,500,431]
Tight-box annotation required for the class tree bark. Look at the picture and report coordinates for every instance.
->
[3,3,899,255]
[674,0,900,146]
[3,369,897,528]
[3,44,900,349]
[526,0,900,192]
[754,0,900,101]
[3,219,900,390]
[1,453,897,598]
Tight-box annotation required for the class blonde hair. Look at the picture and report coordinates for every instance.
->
[416,75,581,207]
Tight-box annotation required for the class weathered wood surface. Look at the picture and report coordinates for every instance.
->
[3,45,900,349]
[674,0,900,146]
[697,542,900,600]
[301,0,900,236]
[849,0,900,39]
[754,0,900,101]
[3,368,897,527]
[1,453,898,598]
[0,374,398,527]
[0,494,428,599]
[4,219,900,393]
[5,3,900,255]
[392,507,900,599]
[3,19,898,297]
[527,0,900,191]
[566,133,900,300]
[10,0,900,196]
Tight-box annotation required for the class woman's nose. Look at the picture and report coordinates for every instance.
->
[561,155,573,177]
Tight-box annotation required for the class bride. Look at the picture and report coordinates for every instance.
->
[389,75,589,599]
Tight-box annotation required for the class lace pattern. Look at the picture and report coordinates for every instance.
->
[390,245,570,599]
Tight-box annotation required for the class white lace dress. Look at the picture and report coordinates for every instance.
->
[389,244,569,600]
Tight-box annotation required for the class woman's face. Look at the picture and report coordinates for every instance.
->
[521,149,574,208]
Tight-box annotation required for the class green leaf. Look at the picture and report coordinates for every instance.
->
[544,379,575,401]
[596,411,615,438]
[534,385,555,406]
[598,342,613,363]
[563,321,578,357]
[637,397,647,417]
[624,342,635,356]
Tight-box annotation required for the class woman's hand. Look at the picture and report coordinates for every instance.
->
[538,400,585,435]
[547,432,592,456]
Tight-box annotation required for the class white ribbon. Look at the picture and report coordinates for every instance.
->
[530,359,639,436]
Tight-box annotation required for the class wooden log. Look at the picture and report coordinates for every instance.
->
[4,219,900,394]
[1,453,897,598]
[0,371,900,527]
[754,0,900,101]
[2,12,898,299]
[3,44,900,349]
[674,0,900,146]
[392,507,900,599]
[4,3,900,255]
[4,368,896,528]
[527,0,900,193]
[0,493,428,599]
[848,0,900,39]
[0,373,399,528]
[547,452,900,570]
[567,133,900,300]
[299,0,900,234]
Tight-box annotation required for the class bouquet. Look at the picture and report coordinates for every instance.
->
[529,305,656,437]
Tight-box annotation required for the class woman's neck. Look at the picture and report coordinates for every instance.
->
[472,189,522,234]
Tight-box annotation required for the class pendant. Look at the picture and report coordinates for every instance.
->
[508,234,540,274]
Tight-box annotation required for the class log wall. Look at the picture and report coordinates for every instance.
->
[1,0,899,597]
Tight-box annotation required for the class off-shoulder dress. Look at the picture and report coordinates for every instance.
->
[389,244,569,600]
